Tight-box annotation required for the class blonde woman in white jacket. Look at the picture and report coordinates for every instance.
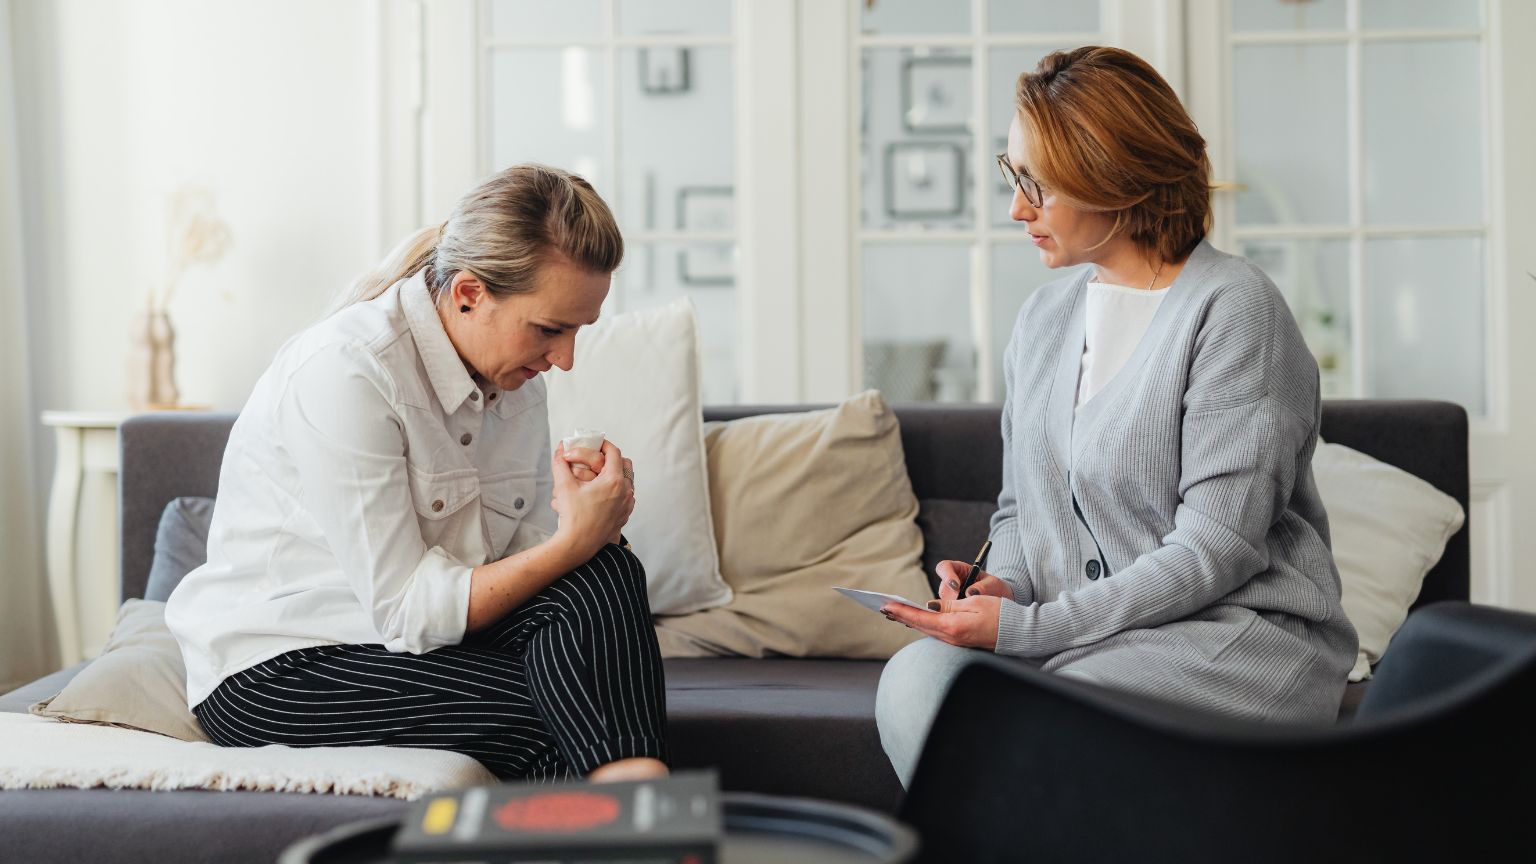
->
[166,164,667,783]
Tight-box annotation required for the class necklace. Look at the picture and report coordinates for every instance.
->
[1146,259,1166,291]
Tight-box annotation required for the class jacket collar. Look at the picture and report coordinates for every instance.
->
[400,270,479,415]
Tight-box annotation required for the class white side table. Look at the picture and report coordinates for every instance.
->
[42,411,131,666]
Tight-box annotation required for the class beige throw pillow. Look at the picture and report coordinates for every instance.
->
[30,599,208,742]
[654,390,929,659]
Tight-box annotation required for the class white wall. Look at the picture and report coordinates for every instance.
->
[14,0,387,415]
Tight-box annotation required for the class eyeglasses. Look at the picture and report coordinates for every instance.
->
[996,153,1044,208]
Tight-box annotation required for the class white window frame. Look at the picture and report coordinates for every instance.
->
[400,0,1181,404]
[797,0,1181,403]
[1186,0,1501,427]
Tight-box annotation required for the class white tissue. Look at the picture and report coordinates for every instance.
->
[560,427,605,452]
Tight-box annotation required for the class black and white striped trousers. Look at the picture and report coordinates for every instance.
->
[192,544,667,780]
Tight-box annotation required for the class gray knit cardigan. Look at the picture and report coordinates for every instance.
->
[988,239,1358,722]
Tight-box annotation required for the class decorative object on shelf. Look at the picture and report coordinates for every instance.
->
[127,185,232,410]
[901,54,970,133]
[884,141,965,220]
[676,185,734,286]
[639,45,691,95]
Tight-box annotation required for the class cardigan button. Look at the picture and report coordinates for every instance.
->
[1085,559,1102,580]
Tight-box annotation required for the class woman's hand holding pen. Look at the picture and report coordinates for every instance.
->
[934,560,1014,602]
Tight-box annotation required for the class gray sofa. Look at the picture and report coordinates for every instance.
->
[0,401,1469,864]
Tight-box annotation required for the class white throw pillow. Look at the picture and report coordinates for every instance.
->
[1313,441,1466,682]
[544,298,731,615]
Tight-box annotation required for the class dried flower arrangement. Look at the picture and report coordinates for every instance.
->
[127,185,233,409]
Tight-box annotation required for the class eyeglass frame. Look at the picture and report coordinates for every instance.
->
[996,152,1044,208]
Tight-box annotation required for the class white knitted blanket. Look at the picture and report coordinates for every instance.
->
[0,713,496,799]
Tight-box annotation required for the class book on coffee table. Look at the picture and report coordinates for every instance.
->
[392,769,722,863]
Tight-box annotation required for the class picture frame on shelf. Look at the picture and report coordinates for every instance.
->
[901,55,970,134]
[676,185,734,286]
[884,141,965,220]
[639,46,691,95]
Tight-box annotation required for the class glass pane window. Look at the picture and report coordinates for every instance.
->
[1362,39,1483,225]
[484,1,739,401]
[1219,1,1490,417]
[489,0,603,40]
[488,48,610,187]
[620,243,739,405]
[860,0,969,36]
[861,47,974,231]
[617,46,735,233]
[617,0,732,36]
[1365,236,1484,414]
[1233,43,1350,226]
[987,0,1098,34]
[862,244,974,402]
[1230,0,1346,32]
[1361,0,1481,31]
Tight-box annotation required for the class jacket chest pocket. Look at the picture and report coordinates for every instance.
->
[479,474,540,559]
[407,466,481,551]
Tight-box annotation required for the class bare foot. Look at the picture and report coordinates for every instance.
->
[588,757,669,783]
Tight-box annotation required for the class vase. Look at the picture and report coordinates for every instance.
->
[127,307,179,409]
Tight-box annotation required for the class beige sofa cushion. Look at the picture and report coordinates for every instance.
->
[655,390,929,659]
[30,599,208,742]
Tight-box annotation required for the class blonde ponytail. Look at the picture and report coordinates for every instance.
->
[328,222,443,317]
[332,164,622,317]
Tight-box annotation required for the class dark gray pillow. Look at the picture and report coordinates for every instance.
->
[144,496,215,602]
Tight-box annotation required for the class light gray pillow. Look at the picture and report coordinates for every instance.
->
[144,496,215,602]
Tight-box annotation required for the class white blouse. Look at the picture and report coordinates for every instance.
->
[166,271,556,707]
[1075,281,1170,409]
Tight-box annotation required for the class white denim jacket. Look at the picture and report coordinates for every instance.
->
[166,272,556,707]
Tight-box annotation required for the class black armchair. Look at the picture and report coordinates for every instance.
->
[899,602,1536,863]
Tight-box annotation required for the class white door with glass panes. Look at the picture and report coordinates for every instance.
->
[1186,0,1536,611]
[413,0,744,405]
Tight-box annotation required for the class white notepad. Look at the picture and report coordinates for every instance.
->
[833,586,928,615]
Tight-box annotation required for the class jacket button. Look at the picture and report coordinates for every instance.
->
[487,392,498,401]
[460,433,473,445]
[1086,559,1102,580]
[469,391,480,401]
[514,497,525,510]
[431,499,445,513]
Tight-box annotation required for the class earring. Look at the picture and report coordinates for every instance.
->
[460,305,470,313]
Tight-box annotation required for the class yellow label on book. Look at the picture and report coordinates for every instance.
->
[422,797,458,835]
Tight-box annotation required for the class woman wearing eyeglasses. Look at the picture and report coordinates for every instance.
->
[876,46,1358,787]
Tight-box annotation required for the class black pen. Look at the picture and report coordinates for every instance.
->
[955,539,992,599]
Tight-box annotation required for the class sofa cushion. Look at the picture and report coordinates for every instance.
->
[1314,441,1466,681]
[653,391,930,659]
[28,600,206,741]
[544,298,732,615]
[144,497,215,602]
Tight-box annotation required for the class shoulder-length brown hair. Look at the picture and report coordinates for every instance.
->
[1016,46,1210,264]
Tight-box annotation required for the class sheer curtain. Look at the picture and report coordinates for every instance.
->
[0,0,53,690]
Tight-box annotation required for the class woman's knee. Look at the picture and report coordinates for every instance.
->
[877,638,978,785]
[566,544,648,597]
